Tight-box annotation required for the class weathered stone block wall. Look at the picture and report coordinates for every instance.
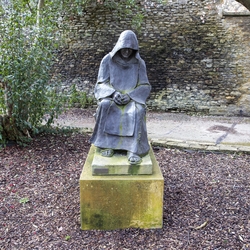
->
[55,0,250,116]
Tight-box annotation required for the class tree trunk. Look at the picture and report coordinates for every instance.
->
[0,115,26,141]
[37,0,45,25]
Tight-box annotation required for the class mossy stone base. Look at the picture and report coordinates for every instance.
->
[92,147,153,175]
[80,145,164,230]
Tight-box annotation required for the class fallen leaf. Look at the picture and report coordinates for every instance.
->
[194,221,208,230]
[239,235,244,242]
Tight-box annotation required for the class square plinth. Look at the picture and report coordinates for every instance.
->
[80,145,164,230]
[92,147,153,175]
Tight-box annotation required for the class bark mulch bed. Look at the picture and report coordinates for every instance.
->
[0,131,250,249]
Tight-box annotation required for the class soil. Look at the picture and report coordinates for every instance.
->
[1,111,250,249]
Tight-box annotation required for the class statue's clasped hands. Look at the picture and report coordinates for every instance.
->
[113,91,130,105]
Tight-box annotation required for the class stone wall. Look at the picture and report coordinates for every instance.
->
[55,0,250,116]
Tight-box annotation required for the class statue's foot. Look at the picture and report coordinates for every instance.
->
[101,148,114,157]
[127,152,142,165]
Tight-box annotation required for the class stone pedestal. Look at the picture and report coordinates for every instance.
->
[80,145,164,230]
[92,147,153,175]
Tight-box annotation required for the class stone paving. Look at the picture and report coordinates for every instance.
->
[54,110,250,153]
[146,112,250,153]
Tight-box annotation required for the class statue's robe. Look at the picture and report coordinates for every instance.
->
[90,30,151,156]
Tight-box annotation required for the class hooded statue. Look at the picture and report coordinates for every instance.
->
[90,30,151,165]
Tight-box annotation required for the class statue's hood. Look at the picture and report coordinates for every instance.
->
[110,30,139,58]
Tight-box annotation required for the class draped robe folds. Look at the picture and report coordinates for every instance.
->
[90,30,151,156]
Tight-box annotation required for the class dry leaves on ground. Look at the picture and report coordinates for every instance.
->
[0,132,250,250]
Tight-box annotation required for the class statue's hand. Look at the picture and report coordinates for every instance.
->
[113,91,123,105]
[120,94,130,105]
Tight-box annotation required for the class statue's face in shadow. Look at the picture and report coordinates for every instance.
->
[120,48,133,59]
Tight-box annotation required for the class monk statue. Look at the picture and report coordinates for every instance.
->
[90,30,151,165]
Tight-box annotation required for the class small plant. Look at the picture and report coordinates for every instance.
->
[19,197,29,204]
[65,235,71,241]
[69,84,93,108]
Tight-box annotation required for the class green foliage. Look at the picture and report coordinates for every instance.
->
[37,125,82,136]
[0,0,64,142]
[69,84,94,108]
[19,197,29,204]
[65,235,71,241]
